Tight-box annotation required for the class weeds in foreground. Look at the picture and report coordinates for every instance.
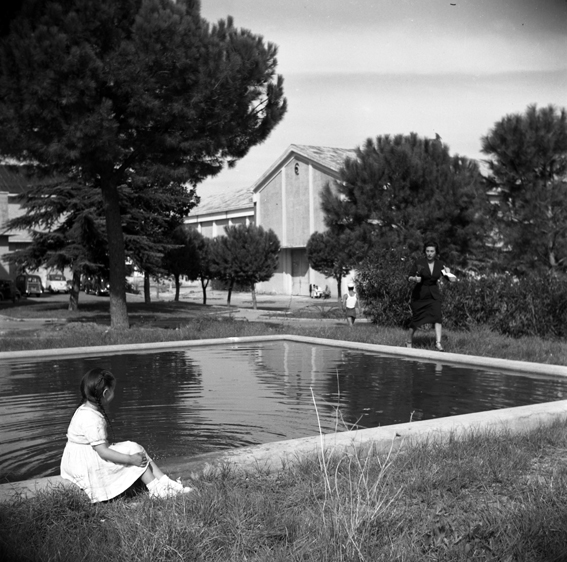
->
[3,422,567,561]
[311,385,400,561]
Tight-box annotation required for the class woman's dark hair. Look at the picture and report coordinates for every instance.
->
[423,240,440,254]
[79,367,115,434]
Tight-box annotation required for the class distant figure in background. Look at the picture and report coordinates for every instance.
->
[342,283,360,326]
[61,367,193,503]
[310,283,323,298]
[406,241,456,350]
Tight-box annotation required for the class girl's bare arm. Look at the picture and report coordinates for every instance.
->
[92,442,147,467]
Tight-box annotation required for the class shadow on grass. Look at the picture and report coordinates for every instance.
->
[291,304,344,319]
[0,297,219,325]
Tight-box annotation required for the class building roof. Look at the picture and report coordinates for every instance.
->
[288,144,357,171]
[251,144,357,193]
[188,144,357,218]
[190,185,254,217]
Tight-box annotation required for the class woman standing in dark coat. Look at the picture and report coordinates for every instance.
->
[406,241,456,350]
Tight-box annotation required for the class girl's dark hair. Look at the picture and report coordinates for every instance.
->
[423,240,440,254]
[79,367,115,435]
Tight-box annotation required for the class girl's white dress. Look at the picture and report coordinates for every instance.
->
[60,405,150,503]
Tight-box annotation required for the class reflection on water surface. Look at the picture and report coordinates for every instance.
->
[1,340,566,482]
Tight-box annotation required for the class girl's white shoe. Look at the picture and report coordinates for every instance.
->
[148,475,193,499]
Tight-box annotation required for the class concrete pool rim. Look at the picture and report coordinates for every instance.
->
[1,334,567,502]
[1,333,567,378]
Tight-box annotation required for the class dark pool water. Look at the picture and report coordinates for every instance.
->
[1,340,566,482]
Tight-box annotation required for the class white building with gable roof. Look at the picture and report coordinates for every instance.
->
[186,144,356,296]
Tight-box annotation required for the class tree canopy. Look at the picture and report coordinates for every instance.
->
[0,0,286,327]
[0,0,24,38]
[3,176,109,310]
[306,230,364,298]
[189,230,214,305]
[210,224,280,308]
[321,133,489,267]
[161,226,203,302]
[481,104,567,271]
[121,180,198,303]
[4,167,198,308]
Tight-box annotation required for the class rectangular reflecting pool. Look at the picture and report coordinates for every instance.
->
[1,339,567,483]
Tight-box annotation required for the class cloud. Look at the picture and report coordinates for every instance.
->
[197,0,567,194]
[276,28,566,75]
[207,1,566,76]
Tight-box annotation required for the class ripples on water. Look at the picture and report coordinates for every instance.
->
[1,340,566,482]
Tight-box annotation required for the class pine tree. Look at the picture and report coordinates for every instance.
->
[0,0,286,327]
[320,133,489,267]
[3,176,109,311]
[0,0,24,38]
[121,180,198,303]
[182,229,214,305]
[3,167,198,308]
[481,104,567,271]
[306,230,363,299]
[210,224,280,308]
[161,226,201,302]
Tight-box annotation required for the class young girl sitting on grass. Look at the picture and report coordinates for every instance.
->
[61,367,192,502]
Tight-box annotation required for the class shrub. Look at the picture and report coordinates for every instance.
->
[443,272,567,338]
[441,274,512,331]
[356,248,414,329]
[357,253,567,339]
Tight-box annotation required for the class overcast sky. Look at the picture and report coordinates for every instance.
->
[198,0,567,195]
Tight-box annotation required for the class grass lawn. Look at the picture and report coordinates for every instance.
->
[1,295,567,366]
[2,423,567,561]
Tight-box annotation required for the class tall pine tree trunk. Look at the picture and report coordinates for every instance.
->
[144,272,151,303]
[251,283,257,310]
[67,270,81,311]
[336,275,343,302]
[100,178,129,329]
[227,279,234,305]
[200,278,208,305]
[174,273,180,302]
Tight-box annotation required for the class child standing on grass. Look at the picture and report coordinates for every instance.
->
[60,367,192,503]
[341,283,361,326]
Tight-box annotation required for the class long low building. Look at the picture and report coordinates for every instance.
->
[186,144,357,297]
[0,166,35,279]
